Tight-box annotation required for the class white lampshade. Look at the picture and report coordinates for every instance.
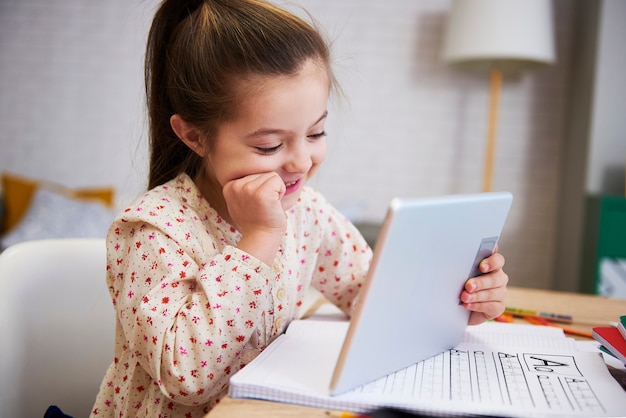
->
[442,0,556,73]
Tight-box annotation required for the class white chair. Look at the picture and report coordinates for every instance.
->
[0,238,114,418]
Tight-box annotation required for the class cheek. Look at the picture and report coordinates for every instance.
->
[205,154,241,187]
[312,141,328,165]
[211,157,280,187]
[306,141,327,180]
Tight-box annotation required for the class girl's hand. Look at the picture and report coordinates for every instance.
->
[223,172,287,234]
[223,172,287,266]
[460,251,508,326]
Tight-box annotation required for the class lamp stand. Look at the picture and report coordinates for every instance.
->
[483,67,502,192]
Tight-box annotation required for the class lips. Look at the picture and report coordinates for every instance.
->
[284,178,301,195]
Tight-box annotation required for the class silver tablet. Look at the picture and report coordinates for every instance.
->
[330,191,513,395]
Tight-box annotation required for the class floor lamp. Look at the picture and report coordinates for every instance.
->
[442,0,556,192]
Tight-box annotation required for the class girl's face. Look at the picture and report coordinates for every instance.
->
[206,60,330,212]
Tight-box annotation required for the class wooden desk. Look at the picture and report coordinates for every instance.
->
[206,286,626,418]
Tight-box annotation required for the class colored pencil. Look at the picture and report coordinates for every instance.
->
[505,307,573,323]
[522,315,593,338]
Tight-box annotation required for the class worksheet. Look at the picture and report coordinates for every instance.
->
[229,320,626,417]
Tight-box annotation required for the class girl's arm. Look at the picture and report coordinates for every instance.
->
[108,221,275,406]
[306,197,372,317]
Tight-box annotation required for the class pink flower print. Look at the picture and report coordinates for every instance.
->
[179,346,188,355]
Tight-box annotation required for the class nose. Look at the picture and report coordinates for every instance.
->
[284,142,312,174]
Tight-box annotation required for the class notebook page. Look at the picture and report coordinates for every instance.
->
[463,321,577,350]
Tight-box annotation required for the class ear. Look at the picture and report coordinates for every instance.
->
[170,114,207,157]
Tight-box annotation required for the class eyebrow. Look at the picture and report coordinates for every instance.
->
[246,111,328,139]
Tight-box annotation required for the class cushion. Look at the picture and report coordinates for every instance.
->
[1,172,115,233]
[0,188,115,250]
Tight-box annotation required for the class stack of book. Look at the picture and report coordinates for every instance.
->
[593,315,626,365]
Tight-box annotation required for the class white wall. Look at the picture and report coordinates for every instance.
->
[0,0,578,289]
[0,1,154,201]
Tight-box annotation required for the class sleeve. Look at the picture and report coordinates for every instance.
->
[307,196,373,317]
[107,218,275,406]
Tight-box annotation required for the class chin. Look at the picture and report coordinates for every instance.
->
[281,193,301,212]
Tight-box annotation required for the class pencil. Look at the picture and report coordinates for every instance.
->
[325,411,363,418]
[505,307,573,323]
[554,325,593,339]
[522,315,593,338]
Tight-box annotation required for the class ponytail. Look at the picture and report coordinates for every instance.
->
[145,0,205,189]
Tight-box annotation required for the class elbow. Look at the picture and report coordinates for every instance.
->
[158,365,232,406]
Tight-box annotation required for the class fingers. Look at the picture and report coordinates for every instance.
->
[462,252,509,325]
[224,172,285,202]
[478,251,505,274]
[223,172,287,234]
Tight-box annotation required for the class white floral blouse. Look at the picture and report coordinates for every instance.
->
[90,173,372,417]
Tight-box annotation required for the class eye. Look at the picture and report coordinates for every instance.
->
[308,131,327,140]
[255,144,283,154]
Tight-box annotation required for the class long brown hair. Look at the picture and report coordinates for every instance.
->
[145,0,334,189]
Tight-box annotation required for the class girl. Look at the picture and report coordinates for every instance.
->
[90,0,508,416]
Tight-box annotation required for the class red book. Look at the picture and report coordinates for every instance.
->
[593,326,626,365]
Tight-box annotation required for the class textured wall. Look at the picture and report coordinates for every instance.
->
[0,0,576,289]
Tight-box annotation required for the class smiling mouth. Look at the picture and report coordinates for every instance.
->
[284,179,301,194]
